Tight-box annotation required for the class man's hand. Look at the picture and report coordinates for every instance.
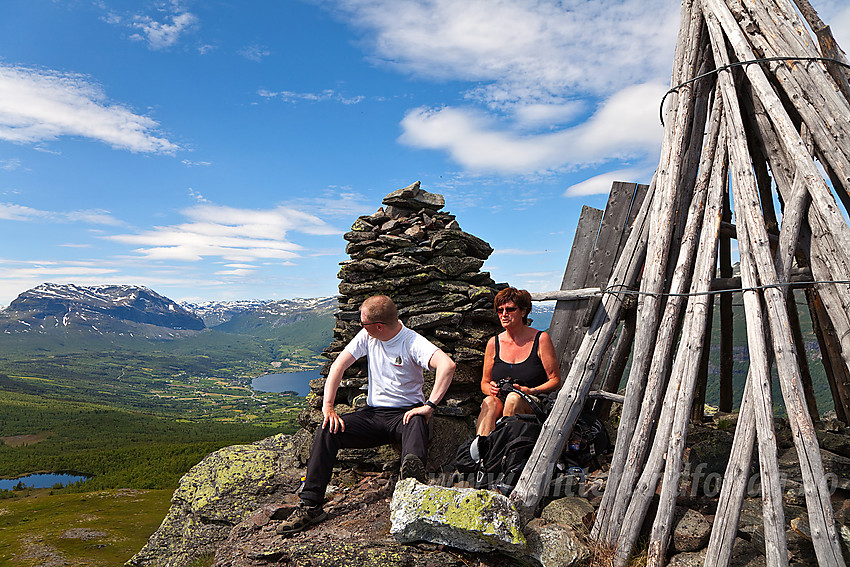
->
[403,404,434,424]
[322,407,345,433]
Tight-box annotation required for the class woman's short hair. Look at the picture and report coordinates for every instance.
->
[494,287,532,325]
[361,295,399,324]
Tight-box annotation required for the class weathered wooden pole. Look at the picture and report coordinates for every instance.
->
[593,0,708,541]
[789,0,850,105]
[703,15,789,564]
[643,121,727,566]
[718,184,734,412]
[593,307,636,420]
[712,0,850,425]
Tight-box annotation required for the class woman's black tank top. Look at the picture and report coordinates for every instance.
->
[491,331,546,388]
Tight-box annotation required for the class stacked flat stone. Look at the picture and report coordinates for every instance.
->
[303,181,503,429]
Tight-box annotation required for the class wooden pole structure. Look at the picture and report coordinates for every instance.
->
[703,2,846,563]
[517,1,850,563]
[611,114,728,566]
[713,0,850,417]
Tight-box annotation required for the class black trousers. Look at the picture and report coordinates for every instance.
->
[300,405,427,506]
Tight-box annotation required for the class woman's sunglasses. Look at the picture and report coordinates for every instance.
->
[496,306,518,314]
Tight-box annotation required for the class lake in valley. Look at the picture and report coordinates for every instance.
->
[251,369,321,396]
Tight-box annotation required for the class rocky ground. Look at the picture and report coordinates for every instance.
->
[212,470,522,567]
[198,412,850,567]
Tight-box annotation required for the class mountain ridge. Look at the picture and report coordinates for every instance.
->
[0,283,337,341]
[2,283,204,336]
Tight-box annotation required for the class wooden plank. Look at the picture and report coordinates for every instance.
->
[719,185,734,412]
[547,205,603,369]
[555,182,647,377]
[531,288,602,302]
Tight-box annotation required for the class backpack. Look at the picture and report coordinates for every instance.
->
[563,411,611,468]
[454,415,542,495]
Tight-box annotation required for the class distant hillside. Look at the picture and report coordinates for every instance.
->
[1,283,204,338]
[184,296,336,335]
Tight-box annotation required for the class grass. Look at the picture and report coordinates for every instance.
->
[0,488,173,567]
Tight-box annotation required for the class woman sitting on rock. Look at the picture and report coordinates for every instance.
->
[476,287,561,436]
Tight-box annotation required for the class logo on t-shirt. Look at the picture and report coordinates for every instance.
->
[392,355,403,366]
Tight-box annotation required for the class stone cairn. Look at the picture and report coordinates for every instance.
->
[298,182,504,466]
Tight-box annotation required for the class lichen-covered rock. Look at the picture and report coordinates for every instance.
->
[126,434,302,567]
[390,478,526,553]
[524,518,591,567]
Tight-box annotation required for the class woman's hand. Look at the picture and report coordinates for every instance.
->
[514,384,537,396]
[487,380,501,397]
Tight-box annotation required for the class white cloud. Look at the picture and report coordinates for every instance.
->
[290,187,374,218]
[240,44,271,62]
[564,168,651,197]
[130,9,198,50]
[511,102,586,129]
[0,64,178,153]
[320,0,681,175]
[0,260,121,306]
[108,203,341,262]
[182,159,212,167]
[257,88,365,105]
[0,158,21,171]
[328,0,679,102]
[0,202,123,225]
[399,82,666,174]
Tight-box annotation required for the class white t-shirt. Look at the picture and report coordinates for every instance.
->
[344,324,439,407]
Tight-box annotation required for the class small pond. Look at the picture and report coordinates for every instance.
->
[0,473,90,490]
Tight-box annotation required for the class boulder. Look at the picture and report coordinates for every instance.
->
[672,507,712,552]
[390,478,526,553]
[524,518,591,567]
[730,537,766,567]
[127,434,303,567]
[540,496,595,529]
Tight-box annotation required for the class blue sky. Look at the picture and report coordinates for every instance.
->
[1,0,848,306]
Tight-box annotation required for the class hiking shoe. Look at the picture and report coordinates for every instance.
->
[400,454,427,483]
[275,503,327,536]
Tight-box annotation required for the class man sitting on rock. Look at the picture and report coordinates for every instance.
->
[277,294,456,535]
